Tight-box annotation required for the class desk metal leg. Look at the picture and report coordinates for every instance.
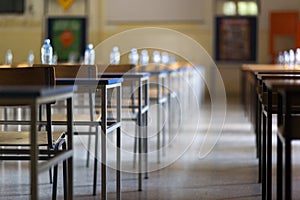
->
[144,111,148,179]
[101,87,108,200]
[67,97,74,200]
[262,113,266,200]
[257,97,262,183]
[30,103,39,199]
[117,127,121,199]
[138,109,142,191]
[116,85,122,200]
[277,135,283,200]
[266,90,272,200]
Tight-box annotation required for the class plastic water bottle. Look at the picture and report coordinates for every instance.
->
[161,52,169,65]
[110,46,120,64]
[289,49,295,67]
[52,52,58,64]
[41,39,53,64]
[27,50,34,66]
[128,48,139,64]
[296,48,300,68]
[152,51,161,64]
[283,50,290,68]
[5,49,13,65]
[277,52,284,65]
[140,50,149,65]
[84,43,95,64]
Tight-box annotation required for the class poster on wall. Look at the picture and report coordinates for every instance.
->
[47,17,87,62]
[215,16,257,62]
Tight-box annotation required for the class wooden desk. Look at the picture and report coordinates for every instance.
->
[0,85,75,200]
[241,64,300,117]
[264,79,300,199]
[241,64,300,199]
[56,78,123,200]
[257,74,300,200]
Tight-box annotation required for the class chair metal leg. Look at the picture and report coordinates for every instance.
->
[157,102,161,164]
[133,119,138,168]
[93,126,99,196]
[52,165,58,200]
[63,159,68,200]
[86,129,92,168]
[162,102,167,157]
[62,142,68,200]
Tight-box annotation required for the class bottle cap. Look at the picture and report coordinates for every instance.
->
[44,39,50,44]
[112,46,119,51]
[87,44,93,49]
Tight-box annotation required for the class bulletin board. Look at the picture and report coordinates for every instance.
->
[47,17,87,62]
[214,16,257,62]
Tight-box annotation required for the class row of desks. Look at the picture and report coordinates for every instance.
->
[241,64,300,199]
[0,63,200,199]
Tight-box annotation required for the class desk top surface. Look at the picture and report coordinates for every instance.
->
[0,86,75,98]
[242,64,300,73]
[56,77,123,85]
[99,72,150,78]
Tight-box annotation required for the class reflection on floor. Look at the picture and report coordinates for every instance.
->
[0,99,265,199]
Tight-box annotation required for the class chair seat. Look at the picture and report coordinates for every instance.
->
[52,113,101,122]
[0,131,65,146]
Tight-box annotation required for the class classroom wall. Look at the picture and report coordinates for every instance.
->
[0,0,299,97]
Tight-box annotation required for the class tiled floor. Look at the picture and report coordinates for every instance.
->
[0,99,265,199]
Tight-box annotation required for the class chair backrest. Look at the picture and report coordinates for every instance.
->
[33,64,97,79]
[97,64,135,73]
[0,67,55,86]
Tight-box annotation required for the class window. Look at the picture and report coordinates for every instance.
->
[215,0,259,16]
[0,0,25,14]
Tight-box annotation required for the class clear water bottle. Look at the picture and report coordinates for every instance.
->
[84,43,95,64]
[140,50,149,65]
[110,46,120,64]
[5,49,13,65]
[52,52,58,64]
[289,49,295,67]
[161,52,169,65]
[41,39,53,64]
[27,50,34,66]
[128,48,139,64]
[296,48,300,67]
[168,54,176,63]
[283,50,290,68]
[277,52,284,65]
[152,51,161,64]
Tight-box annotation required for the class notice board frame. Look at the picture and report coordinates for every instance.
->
[46,16,87,62]
[214,16,257,62]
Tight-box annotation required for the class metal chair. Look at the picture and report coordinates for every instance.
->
[0,67,68,200]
